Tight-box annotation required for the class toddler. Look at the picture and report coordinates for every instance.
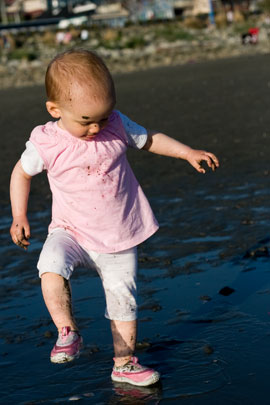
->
[10,49,219,387]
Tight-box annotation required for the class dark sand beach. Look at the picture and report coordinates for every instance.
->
[1,53,270,404]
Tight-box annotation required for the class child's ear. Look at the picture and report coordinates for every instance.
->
[46,101,61,119]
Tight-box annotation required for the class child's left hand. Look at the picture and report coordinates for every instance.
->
[186,149,219,173]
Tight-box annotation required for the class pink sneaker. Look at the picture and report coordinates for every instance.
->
[111,356,160,387]
[50,326,83,363]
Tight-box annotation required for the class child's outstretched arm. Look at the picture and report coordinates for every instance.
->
[10,160,32,250]
[142,130,219,173]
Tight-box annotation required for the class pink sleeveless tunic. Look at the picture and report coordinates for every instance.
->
[30,111,159,253]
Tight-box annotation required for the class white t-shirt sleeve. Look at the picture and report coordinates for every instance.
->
[21,141,45,176]
[117,110,148,149]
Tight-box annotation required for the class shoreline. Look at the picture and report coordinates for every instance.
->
[0,20,269,89]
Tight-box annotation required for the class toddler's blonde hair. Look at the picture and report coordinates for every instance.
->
[45,49,115,104]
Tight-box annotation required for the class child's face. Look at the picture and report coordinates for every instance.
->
[47,89,115,140]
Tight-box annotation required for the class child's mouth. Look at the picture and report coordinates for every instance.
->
[83,134,97,140]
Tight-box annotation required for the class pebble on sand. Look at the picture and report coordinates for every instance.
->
[219,286,235,296]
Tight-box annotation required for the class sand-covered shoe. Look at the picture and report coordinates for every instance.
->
[111,356,160,386]
[50,326,83,363]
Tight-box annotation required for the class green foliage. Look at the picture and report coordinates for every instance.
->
[260,0,270,13]
[7,49,38,61]
[99,39,118,49]
[99,32,147,49]
[155,25,194,41]
[124,35,147,48]
[232,21,253,34]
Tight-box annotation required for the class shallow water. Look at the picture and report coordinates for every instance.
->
[2,55,270,404]
[1,180,270,404]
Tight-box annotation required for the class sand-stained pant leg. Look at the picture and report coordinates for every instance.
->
[93,248,138,322]
[37,229,138,321]
[37,228,91,279]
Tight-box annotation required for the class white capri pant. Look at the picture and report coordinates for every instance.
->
[37,229,138,321]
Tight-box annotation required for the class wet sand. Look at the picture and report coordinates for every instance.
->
[1,54,270,404]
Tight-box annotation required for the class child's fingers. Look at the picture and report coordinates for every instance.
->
[194,161,206,173]
[11,233,26,249]
[200,153,219,172]
[16,237,30,250]
[16,240,27,249]
[11,233,18,245]
[196,155,213,172]
[23,224,31,239]
[11,227,30,249]
[205,152,219,168]
[10,226,20,245]
[189,150,219,173]
[18,230,30,248]
[203,155,213,168]
[194,154,218,173]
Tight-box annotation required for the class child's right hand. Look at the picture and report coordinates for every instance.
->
[10,216,30,250]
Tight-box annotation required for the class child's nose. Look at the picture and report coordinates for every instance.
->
[89,123,100,134]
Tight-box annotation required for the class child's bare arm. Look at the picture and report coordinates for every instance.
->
[142,130,219,173]
[10,160,32,249]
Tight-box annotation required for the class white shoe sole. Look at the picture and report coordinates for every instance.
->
[50,351,80,363]
[111,371,160,387]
